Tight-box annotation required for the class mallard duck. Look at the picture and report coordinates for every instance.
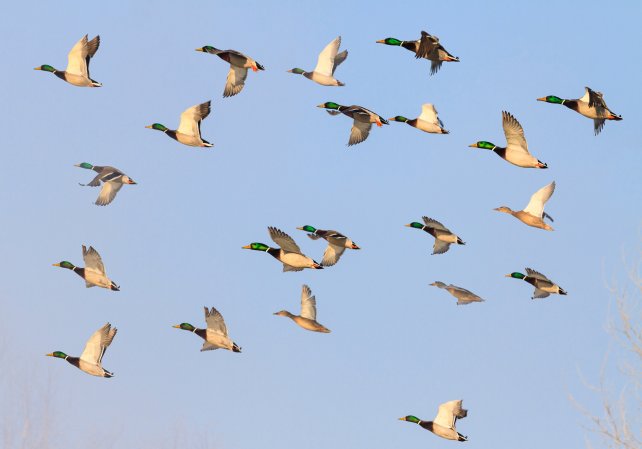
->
[495,181,556,231]
[243,227,323,271]
[399,400,468,441]
[46,323,117,377]
[274,285,331,333]
[317,102,389,146]
[389,103,449,134]
[405,217,465,255]
[195,46,264,97]
[146,101,213,147]
[430,282,484,305]
[174,307,241,352]
[537,87,622,135]
[506,268,567,299]
[376,30,459,75]
[287,36,347,86]
[35,35,101,87]
[469,111,547,168]
[75,162,136,206]
[296,225,360,266]
[53,245,119,291]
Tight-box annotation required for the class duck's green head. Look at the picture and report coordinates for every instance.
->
[195,45,217,53]
[145,123,168,132]
[242,243,270,251]
[173,323,195,331]
[288,68,306,75]
[74,162,94,170]
[52,261,75,270]
[317,102,341,110]
[46,351,67,359]
[506,272,526,279]
[376,38,403,46]
[405,222,424,229]
[399,415,421,424]
[296,225,317,233]
[537,95,564,104]
[389,116,409,123]
[34,64,56,72]
[469,141,496,150]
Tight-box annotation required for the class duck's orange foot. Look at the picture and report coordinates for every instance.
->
[252,66,258,72]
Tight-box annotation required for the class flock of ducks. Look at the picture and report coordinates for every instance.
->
[38,30,623,443]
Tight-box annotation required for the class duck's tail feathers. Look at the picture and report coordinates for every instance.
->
[312,262,324,269]
[255,62,265,71]
[232,342,242,353]
[559,287,568,295]
[457,237,466,245]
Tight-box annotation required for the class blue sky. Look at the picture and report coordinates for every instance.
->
[0,1,640,448]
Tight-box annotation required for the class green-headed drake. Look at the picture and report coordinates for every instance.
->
[35,35,102,87]
[506,268,567,299]
[399,399,468,441]
[53,245,119,291]
[174,307,241,353]
[389,103,449,134]
[376,30,459,75]
[317,102,389,146]
[243,227,323,271]
[495,181,555,231]
[75,162,136,206]
[430,282,485,305]
[146,101,213,147]
[196,45,264,97]
[274,285,331,333]
[469,111,548,168]
[406,216,465,255]
[288,36,347,86]
[46,323,117,378]
[538,87,622,135]
[296,225,360,266]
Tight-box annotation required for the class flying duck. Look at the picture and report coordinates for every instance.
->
[35,34,102,87]
[494,181,556,231]
[146,101,213,147]
[174,307,241,352]
[469,111,548,168]
[46,323,117,377]
[75,162,136,206]
[243,227,323,271]
[288,36,347,86]
[399,399,468,441]
[405,216,465,255]
[296,225,360,266]
[376,30,459,75]
[53,245,119,291]
[196,45,264,97]
[317,102,389,146]
[274,285,331,333]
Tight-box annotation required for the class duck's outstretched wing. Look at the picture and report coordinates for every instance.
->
[502,111,530,154]
[66,35,100,78]
[268,227,302,253]
[434,399,467,430]
[523,181,555,218]
[348,120,372,146]
[314,36,341,76]
[204,306,228,336]
[80,323,117,364]
[177,101,211,138]
[300,285,317,320]
[224,66,248,98]
[82,245,106,275]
